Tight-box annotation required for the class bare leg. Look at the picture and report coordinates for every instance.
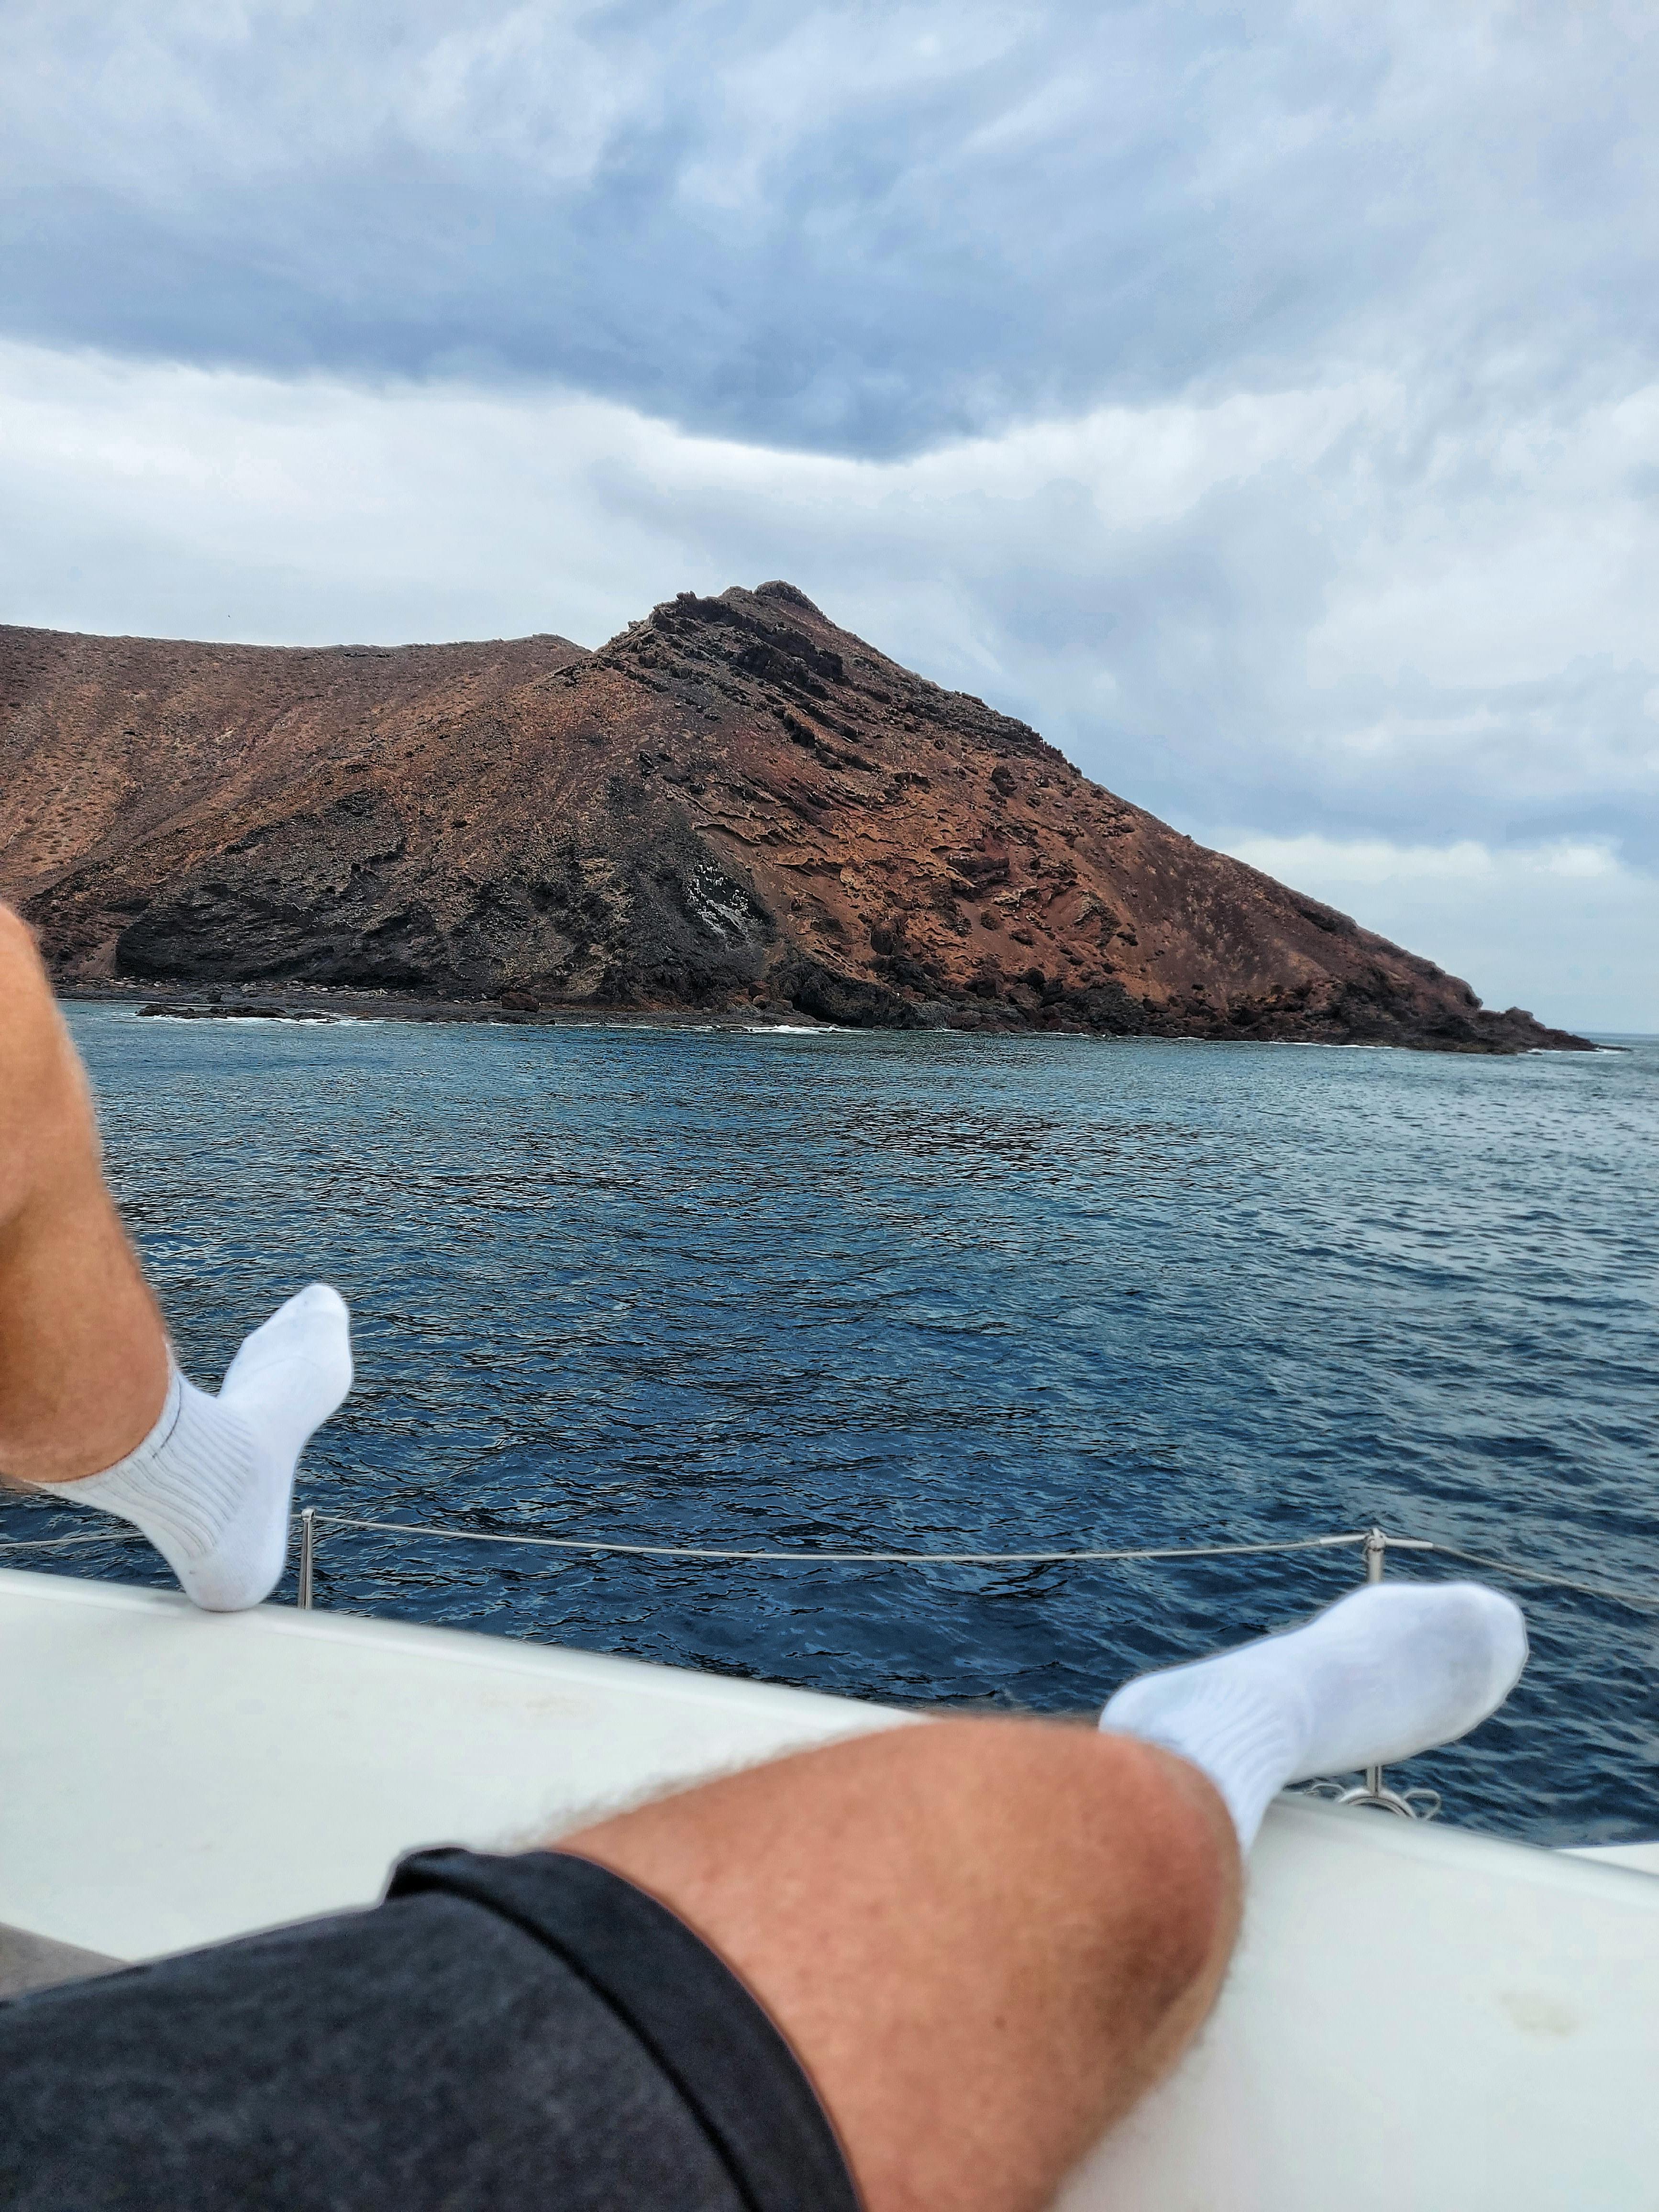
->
[0,905,352,1607]
[0,907,169,1484]
[564,1716,1240,2212]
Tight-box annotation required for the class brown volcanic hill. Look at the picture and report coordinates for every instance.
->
[0,585,1588,1050]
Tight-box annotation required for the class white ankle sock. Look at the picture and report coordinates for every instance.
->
[1100,1582,1527,1847]
[39,1283,353,1613]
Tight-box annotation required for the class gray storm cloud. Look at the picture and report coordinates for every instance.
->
[6,2,1657,452]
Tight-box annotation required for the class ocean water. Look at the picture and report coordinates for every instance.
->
[7,1006,1658,1845]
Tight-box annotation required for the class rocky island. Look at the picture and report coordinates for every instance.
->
[0,584,1589,1050]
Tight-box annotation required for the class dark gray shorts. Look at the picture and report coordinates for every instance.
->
[0,1847,861,2212]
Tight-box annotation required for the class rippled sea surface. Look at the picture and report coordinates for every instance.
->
[8,1007,1658,1844]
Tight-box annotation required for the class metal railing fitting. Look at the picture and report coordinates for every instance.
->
[1327,1528,1428,1819]
[297,1507,316,1611]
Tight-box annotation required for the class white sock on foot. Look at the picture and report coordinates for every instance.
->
[39,1283,353,1613]
[1100,1582,1527,1848]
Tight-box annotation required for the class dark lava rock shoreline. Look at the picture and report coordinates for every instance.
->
[59,976,1597,1051]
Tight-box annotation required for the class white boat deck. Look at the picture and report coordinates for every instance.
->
[4,1565,1657,2208]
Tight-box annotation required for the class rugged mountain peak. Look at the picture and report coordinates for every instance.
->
[0,593,1590,1051]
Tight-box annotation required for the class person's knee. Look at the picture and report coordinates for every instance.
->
[1076,1728,1241,2014]
[566,1715,1240,2212]
[835,1718,1240,2188]
[907,1717,1239,2019]
[866,1714,1231,1931]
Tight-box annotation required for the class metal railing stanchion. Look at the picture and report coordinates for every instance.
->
[297,1507,317,1611]
[1363,1527,1386,1801]
[1322,1526,1426,1819]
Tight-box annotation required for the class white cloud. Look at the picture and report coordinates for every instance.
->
[1216,834,1659,1035]
[10,337,1659,802]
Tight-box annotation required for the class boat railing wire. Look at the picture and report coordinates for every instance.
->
[2,1512,1656,1614]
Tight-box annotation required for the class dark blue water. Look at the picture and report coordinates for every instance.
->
[7,1008,1657,1844]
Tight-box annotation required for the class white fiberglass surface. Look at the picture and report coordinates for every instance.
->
[0,1569,900,1958]
[5,1569,1659,2211]
[1067,1797,1659,2211]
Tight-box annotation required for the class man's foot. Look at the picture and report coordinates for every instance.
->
[40,1284,353,1611]
[1100,1581,1527,1847]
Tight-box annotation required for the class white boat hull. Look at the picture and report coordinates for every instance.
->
[4,1567,1656,2208]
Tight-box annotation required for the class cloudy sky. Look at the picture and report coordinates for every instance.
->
[4,0,1656,1029]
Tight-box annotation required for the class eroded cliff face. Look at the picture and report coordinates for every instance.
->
[0,585,1589,1049]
